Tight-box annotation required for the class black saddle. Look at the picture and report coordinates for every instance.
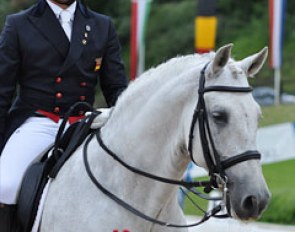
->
[15,106,100,232]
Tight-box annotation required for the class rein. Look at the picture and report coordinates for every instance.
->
[83,63,261,228]
[84,132,222,228]
[96,130,210,189]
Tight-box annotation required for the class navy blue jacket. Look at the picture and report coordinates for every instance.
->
[0,0,128,151]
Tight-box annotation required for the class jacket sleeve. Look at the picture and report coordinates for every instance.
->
[99,18,128,107]
[0,15,20,148]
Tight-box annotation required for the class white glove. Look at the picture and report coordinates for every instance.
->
[85,108,113,129]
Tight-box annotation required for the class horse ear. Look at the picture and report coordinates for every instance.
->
[210,43,233,74]
[238,47,268,78]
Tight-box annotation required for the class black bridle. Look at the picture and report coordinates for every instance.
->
[83,63,261,228]
[188,63,261,191]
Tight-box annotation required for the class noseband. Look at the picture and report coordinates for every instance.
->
[83,63,262,228]
[188,63,261,191]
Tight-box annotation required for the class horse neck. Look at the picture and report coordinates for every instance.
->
[90,58,209,220]
[103,102,187,180]
[95,83,195,219]
[101,67,203,181]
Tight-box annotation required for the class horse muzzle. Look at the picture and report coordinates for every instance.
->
[225,165,271,220]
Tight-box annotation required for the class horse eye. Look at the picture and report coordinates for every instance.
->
[211,111,228,124]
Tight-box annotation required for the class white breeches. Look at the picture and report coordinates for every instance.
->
[0,117,68,204]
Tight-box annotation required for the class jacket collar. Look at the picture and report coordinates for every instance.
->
[28,0,94,72]
[28,1,70,58]
[46,0,77,20]
[32,0,90,18]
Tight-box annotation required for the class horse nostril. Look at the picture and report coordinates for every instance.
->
[242,195,258,213]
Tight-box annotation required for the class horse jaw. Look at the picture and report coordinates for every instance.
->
[236,47,268,77]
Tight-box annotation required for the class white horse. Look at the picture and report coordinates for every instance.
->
[40,44,270,232]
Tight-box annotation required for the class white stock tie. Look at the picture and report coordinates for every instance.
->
[60,10,72,41]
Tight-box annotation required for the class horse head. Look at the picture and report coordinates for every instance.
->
[189,44,270,220]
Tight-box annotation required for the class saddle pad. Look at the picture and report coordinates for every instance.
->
[16,112,99,232]
[16,150,55,232]
[31,179,52,232]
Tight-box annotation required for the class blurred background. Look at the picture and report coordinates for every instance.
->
[1,0,294,229]
[3,0,295,95]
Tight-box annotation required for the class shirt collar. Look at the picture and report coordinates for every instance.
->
[46,0,77,21]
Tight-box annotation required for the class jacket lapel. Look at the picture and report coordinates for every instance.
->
[59,5,94,74]
[28,0,70,58]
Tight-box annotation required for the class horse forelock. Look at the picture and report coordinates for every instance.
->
[227,60,241,79]
[205,58,250,89]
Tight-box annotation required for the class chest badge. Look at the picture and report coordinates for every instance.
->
[95,58,102,71]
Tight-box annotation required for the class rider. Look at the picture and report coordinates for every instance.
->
[0,0,128,231]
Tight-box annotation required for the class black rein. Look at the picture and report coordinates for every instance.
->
[83,62,262,228]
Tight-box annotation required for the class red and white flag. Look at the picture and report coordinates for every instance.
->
[130,0,152,80]
[269,0,286,69]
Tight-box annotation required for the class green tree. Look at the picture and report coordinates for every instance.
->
[0,0,14,28]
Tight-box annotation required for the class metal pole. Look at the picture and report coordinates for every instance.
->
[274,68,281,105]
